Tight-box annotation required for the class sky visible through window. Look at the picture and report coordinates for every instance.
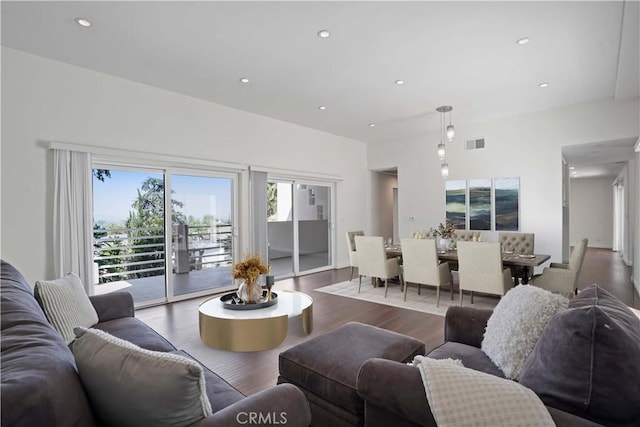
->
[93,169,232,226]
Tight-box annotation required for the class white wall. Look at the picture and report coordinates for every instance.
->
[371,97,640,267]
[569,177,614,248]
[1,47,368,284]
[634,152,639,294]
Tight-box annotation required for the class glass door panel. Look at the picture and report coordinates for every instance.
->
[171,174,235,297]
[296,183,332,273]
[267,181,294,277]
[92,169,167,305]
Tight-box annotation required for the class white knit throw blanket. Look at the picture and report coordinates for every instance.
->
[413,356,555,427]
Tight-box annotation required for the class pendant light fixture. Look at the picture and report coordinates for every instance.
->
[436,105,454,178]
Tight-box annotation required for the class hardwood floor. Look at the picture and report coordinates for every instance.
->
[577,248,638,309]
[135,247,638,396]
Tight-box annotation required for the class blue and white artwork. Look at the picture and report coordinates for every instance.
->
[445,180,466,229]
[494,177,519,231]
[469,179,491,230]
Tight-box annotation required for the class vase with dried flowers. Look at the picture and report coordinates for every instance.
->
[233,254,270,304]
[429,220,457,252]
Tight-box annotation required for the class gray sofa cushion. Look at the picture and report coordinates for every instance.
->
[428,341,506,378]
[278,322,425,417]
[520,284,640,426]
[171,350,245,414]
[94,316,176,352]
[1,260,96,427]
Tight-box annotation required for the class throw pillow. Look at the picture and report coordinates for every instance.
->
[72,327,212,427]
[481,285,568,380]
[413,355,554,426]
[519,284,640,426]
[34,273,99,344]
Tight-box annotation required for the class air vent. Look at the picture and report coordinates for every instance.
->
[466,138,485,150]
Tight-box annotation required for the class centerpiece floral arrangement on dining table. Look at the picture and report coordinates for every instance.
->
[429,220,457,251]
[232,254,270,303]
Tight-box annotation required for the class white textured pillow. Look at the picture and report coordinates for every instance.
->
[72,327,212,427]
[35,273,99,344]
[414,355,554,426]
[481,285,568,380]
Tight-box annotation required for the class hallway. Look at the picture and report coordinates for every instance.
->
[578,247,638,309]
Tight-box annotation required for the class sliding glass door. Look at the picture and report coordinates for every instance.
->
[267,180,294,277]
[296,183,332,274]
[92,166,237,306]
[170,173,234,297]
[267,178,334,278]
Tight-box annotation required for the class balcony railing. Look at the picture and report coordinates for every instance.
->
[93,223,232,283]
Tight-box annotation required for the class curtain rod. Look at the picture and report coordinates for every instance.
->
[48,141,248,171]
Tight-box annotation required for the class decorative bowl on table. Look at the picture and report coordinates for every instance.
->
[221,290,278,310]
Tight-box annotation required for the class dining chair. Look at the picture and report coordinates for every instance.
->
[345,231,365,281]
[532,238,588,296]
[457,241,513,305]
[355,236,401,297]
[400,238,453,305]
[499,232,535,283]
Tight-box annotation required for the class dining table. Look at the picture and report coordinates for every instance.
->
[385,245,550,286]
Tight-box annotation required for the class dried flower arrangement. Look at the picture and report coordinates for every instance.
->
[232,254,270,303]
[429,220,457,239]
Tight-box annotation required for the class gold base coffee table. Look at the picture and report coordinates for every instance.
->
[199,290,313,352]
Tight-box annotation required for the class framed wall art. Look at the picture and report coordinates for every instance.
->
[469,178,492,230]
[494,177,519,230]
[445,180,466,229]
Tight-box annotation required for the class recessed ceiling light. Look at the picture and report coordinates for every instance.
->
[539,82,549,88]
[516,37,530,45]
[239,77,249,83]
[368,123,376,127]
[318,106,327,110]
[74,18,92,28]
[569,166,575,170]
[395,80,405,85]
[317,30,330,38]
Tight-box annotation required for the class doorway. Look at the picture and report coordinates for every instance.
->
[371,169,398,244]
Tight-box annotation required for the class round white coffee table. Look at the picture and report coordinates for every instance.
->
[199,290,313,352]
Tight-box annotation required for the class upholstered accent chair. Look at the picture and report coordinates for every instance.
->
[451,230,481,247]
[498,232,534,254]
[346,231,364,281]
[533,238,588,296]
[457,241,513,305]
[412,230,436,239]
[355,236,402,298]
[499,232,535,283]
[400,238,453,305]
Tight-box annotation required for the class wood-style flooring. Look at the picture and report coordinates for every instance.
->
[135,248,638,396]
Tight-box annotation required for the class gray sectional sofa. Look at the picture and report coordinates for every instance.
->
[357,285,640,427]
[0,260,311,426]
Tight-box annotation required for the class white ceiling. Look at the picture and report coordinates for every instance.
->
[2,1,639,176]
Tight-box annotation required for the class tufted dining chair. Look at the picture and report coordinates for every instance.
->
[498,232,535,255]
[451,230,481,248]
[457,241,513,305]
[355,236,402,297]
[532,238,588,297]
[346,231,365,281]
[499,232,535,283]
[401,238,453,306]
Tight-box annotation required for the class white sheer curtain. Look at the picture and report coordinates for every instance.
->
[250,169,269,261]
[53,149,95,293]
